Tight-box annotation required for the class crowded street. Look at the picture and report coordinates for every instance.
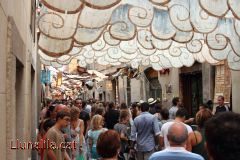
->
[0,0,240,160]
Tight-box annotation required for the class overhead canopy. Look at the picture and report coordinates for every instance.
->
[48,67,106,95]
[38,0,240,70]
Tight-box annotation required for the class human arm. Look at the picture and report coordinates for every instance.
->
[186,126,194,151]
[186,133,194,151]
[184,118,195,124]
[79,119,84,152]
[85,113,91,136]
[159,123,165,149]
[120,132,128,141]
[121,126,129,141]
[87,131,93,150]
[160,136,164,149]
[64,150,71,160]
[47,150,57,160]
[129,121,137,157]
[130,121,137,143]
[153,116,161,136]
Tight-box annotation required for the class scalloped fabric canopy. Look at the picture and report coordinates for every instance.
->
[38,0,240,70]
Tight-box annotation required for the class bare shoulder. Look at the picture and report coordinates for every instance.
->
[79,119,84,124]
[193,130,202,143]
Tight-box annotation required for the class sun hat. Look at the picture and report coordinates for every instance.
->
[148,98,156,105]
[137,100,145,105]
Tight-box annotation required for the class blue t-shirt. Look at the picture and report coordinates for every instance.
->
[149,147,204,160]
[131,112,161,152]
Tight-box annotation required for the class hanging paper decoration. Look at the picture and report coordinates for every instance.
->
[41,70,51,84]
[85,80,94,90]
[56,72,63,86]
[37,0,240,70]
[159,69,170,75]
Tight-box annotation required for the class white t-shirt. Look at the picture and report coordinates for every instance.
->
[169,106,178,119]
[85,104,92,114]
[160,121,193,148]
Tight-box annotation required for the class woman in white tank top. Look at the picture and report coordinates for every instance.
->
[71,107,86,160]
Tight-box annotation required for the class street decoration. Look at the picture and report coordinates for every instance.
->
[38,0,240,70]
[41,69,51,84]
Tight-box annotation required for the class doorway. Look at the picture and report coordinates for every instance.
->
[149,78,162,100]
[180,71,203,116]
[144,67,162,101]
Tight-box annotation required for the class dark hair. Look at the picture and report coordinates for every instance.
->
[120,103,128,110]
[206,100,213,111]
[131,102,137,109]
[207,100,213,106]
[97,130,120,158]
[75,98,82,102]
[108,102,115,109]
[53,99,61,104]
[195,109,213,129]
[75,98,83,105]
[131,102,139,120]
[56,111,70,121]
[155,103,162,113]
[140,102,149,112]
[217,95,224,101]
[199,103,209,110]
[176,108,188,119]
[82,100,87,108]
[172,97,180,106]
[119,110,130,122]
[43,119,55,132]
[205,112,240,160]
[45,105,56,119]
[160,108,169,120]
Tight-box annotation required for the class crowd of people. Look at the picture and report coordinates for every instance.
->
[37,95,240,160]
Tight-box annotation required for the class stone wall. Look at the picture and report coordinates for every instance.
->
[231,70,240,113]
[130,78,142,102]
[159,68,180,108]
[214,63,231,103]
[0,4,8,160]
[202,63,215,103]
[118,76,127,104]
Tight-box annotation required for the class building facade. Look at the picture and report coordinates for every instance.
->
[0,0,40,159]
[91,62,240,115]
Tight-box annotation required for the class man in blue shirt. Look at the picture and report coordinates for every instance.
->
[130,102,160,160]
[149,122,204,160]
